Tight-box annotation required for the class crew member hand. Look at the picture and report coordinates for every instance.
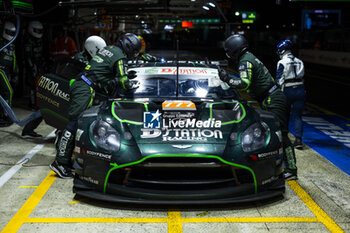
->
[129,80,140,89]
[127,70,137,79]
[142,53,157,62]
[219,69,228,83]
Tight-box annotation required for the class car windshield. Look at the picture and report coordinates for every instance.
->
[124,67,238,99]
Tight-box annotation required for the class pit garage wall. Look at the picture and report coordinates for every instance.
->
[299,49,350,69]
[298,49,350,118]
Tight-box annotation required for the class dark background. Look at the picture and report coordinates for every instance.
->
[2,0,350,118]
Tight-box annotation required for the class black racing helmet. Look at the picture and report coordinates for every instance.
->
[224,34,248,61]
[116,33,142,59]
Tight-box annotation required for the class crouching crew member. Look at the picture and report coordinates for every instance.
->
[50,33,141,179]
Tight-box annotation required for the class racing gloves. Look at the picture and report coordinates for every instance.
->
[127,70,137,79]
[219,69,229,83]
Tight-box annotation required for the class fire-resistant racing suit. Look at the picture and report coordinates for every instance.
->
[51,45,134,177]
[276,51,305,148]
[0,38,18,125]
[222,51,298,177]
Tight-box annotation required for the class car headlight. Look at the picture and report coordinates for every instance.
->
[241,122,269,152]
[91,120,121,152]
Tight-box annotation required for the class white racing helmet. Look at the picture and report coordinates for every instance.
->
[28,21,43,39]
[2,21,16,41]
[84,35,107,57]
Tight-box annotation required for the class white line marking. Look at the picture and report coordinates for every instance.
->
[0,130,56,188]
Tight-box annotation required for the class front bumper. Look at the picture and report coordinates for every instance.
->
[73,157,285,205]
[73,177,284,205]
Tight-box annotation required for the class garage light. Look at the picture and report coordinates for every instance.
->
[208,2,216,7]
[203,0,227,23]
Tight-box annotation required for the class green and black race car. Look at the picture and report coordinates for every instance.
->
[38,60,285,205]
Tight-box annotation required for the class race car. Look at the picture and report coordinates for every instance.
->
[37,59,285,204]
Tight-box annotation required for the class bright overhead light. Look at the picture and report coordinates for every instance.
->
[202,5,210,10]
[235,11,240,16]
[208,2,216,7]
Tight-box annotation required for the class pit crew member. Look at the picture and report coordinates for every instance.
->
[0,21,18,127]
[50,33,141,179]
[219,34,298,180]
[276,39,305,149]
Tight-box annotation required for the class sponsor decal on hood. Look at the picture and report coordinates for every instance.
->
[141,107,223,142]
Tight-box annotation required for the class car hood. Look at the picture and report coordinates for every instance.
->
[110,100,248,153]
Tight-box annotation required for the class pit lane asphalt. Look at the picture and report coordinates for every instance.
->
[0,106,349,233]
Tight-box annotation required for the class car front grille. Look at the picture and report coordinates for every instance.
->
[106,157,254,199]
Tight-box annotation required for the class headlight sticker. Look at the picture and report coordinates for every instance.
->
[91,120,121,152]
[76,129,84,141]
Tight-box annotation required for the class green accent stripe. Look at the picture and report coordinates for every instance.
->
[120,76,127,90]
[104,154,257,194]
[12,1,33,7]
[248,62,252,80]
[87,87,94,108]
[69,79,75,86]
[0,70,13,106]
[241,78,251,91]
[111,101,149,125]
[209,102,246,125]
[240,62,252,91]
[12,1,33,9]
[12,51,16,73]
[118,60,124,76]
[12,4,33,9]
